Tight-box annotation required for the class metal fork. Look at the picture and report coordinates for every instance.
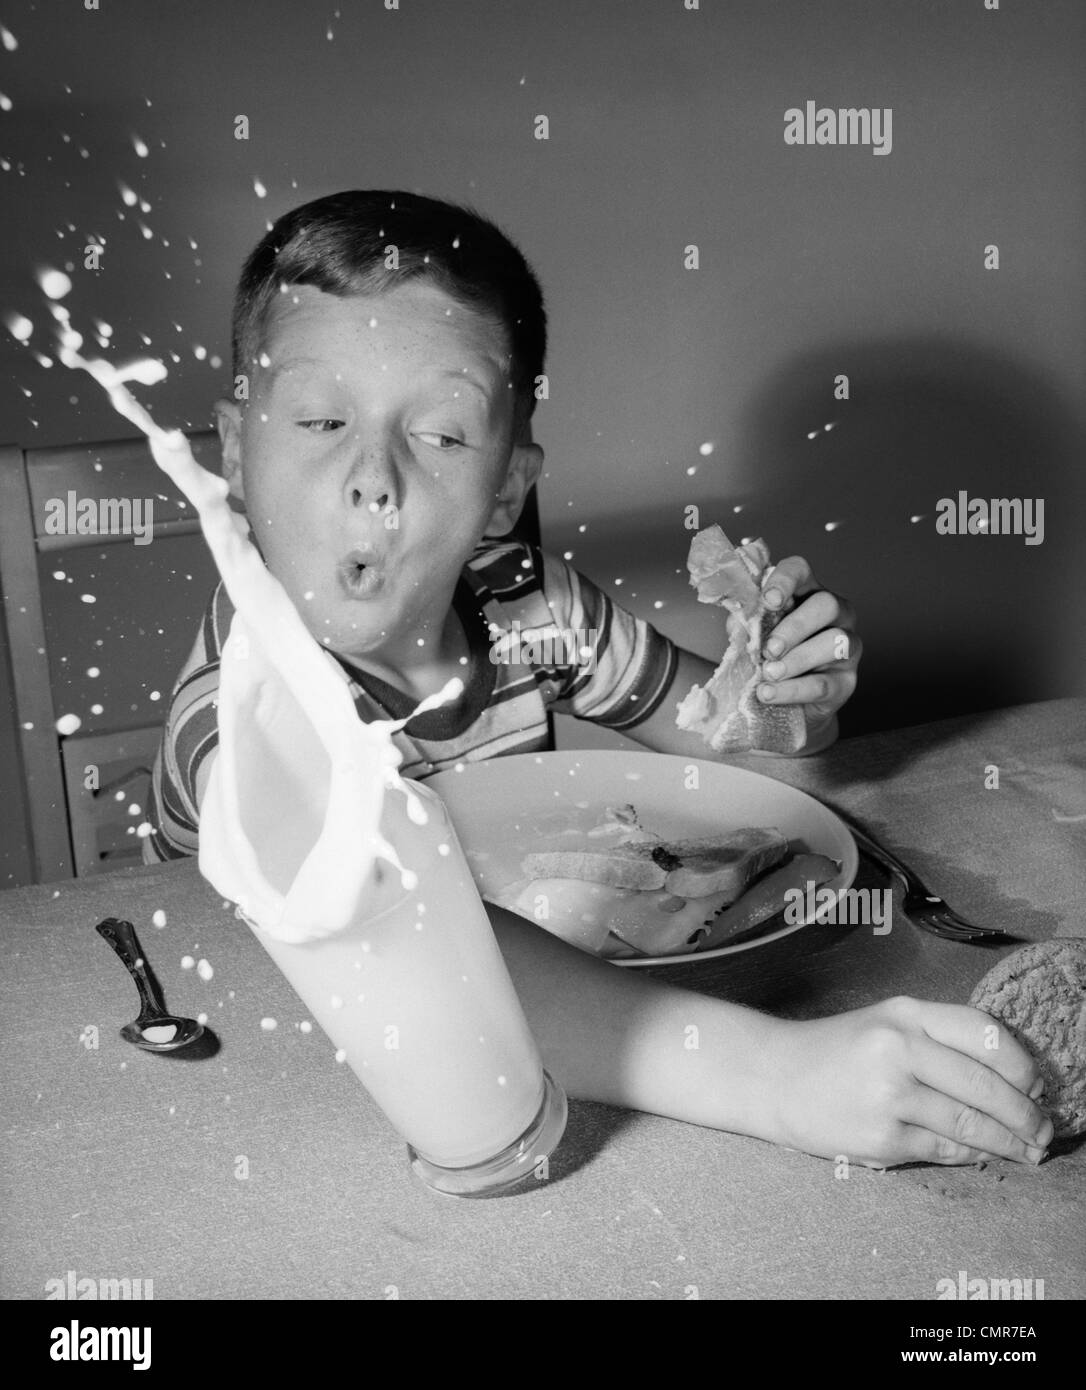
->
[839,816,1019,944]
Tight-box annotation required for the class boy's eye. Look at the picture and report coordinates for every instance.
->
[416,432,464,450]
[298,418,345,434]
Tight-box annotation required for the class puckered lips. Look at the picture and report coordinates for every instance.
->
[338,543,385,598]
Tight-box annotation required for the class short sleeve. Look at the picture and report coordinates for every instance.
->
[539,550,680,730]
[141,581,231,862]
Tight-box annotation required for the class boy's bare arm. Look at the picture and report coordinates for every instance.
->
[488,905,1053,1169]
[488,901,777,1133]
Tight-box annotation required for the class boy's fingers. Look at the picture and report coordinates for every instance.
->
[764,590,856,657]
[908,1000,1040,1095]
[897,1120,1012,1168]
[908,1037,1052,1152]
[901,1086,1047,1166]
[760,555,813,610]
[763,630,863,682]
[757,671,854,710]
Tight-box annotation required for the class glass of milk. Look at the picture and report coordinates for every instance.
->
[238,775,567,1196]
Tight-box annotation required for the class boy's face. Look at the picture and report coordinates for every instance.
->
[215,281,541,673]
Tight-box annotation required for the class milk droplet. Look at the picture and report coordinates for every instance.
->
[55,713,81,735]
[0,25,18,51]
[253,177,267,198]
[122,357,168,386]
[807,430,819,441]
[39,268,72,300]
[299,1021,312,1034]
[132,133,149,157]
[149,689,161,701]
[87,666,99,677]
[197,1012,208,1025]
[910,514,924,523]
[127,803,140,815]
[5,312,33,342]
[152,909,167,927]
[196,958,213,981]
[181,955,195,970]
[136,823,152,837]
[698,442,714,456]
[90,703,104,715]
[0,93,13,113]
[260,1017,277,1031]
[824,521,842,532]
[80,593,95,604]
[117,181,138,207]
[334,1048,347,1063]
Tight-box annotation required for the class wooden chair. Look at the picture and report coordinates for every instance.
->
[0,430,542,884]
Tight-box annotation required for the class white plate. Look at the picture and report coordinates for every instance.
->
[428,750,857,966]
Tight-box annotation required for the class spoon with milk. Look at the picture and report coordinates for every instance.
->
[96,918,205,1052]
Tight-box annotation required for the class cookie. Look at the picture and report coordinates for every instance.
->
[968,939,1086,1139]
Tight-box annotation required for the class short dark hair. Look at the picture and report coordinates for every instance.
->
[231,189,547,443]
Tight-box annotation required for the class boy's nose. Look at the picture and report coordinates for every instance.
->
[349,485,390,512]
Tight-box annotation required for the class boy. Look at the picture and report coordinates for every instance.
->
[144,190,1050,1171]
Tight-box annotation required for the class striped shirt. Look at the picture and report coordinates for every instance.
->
[142,537,680,862]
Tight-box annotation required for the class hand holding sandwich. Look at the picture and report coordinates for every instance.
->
[750,551,861,753]
[672,527,861,757]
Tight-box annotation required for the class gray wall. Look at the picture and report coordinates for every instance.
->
[2,0,1083,886]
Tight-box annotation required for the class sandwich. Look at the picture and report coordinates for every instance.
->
[675,525,807,754]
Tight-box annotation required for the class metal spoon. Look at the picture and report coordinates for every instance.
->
[95,917,205,1052]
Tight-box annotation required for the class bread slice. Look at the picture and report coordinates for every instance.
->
[675,525,806,754]
[661,827,789,899]
[521,843,668,891]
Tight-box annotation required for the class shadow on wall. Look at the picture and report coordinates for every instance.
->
[549,336,1082,740]
[733,336,1082,736]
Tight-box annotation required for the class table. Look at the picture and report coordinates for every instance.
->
[2,697,1084,1300]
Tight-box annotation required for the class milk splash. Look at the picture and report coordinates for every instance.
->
[44,277,461,943]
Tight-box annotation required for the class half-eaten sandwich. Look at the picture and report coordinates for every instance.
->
[675,524,807,754]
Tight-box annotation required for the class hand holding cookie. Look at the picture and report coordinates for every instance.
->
[761,995,1053,1168]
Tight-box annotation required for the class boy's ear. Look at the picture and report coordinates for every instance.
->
[213,399,245,503]
[484,442,543,538]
